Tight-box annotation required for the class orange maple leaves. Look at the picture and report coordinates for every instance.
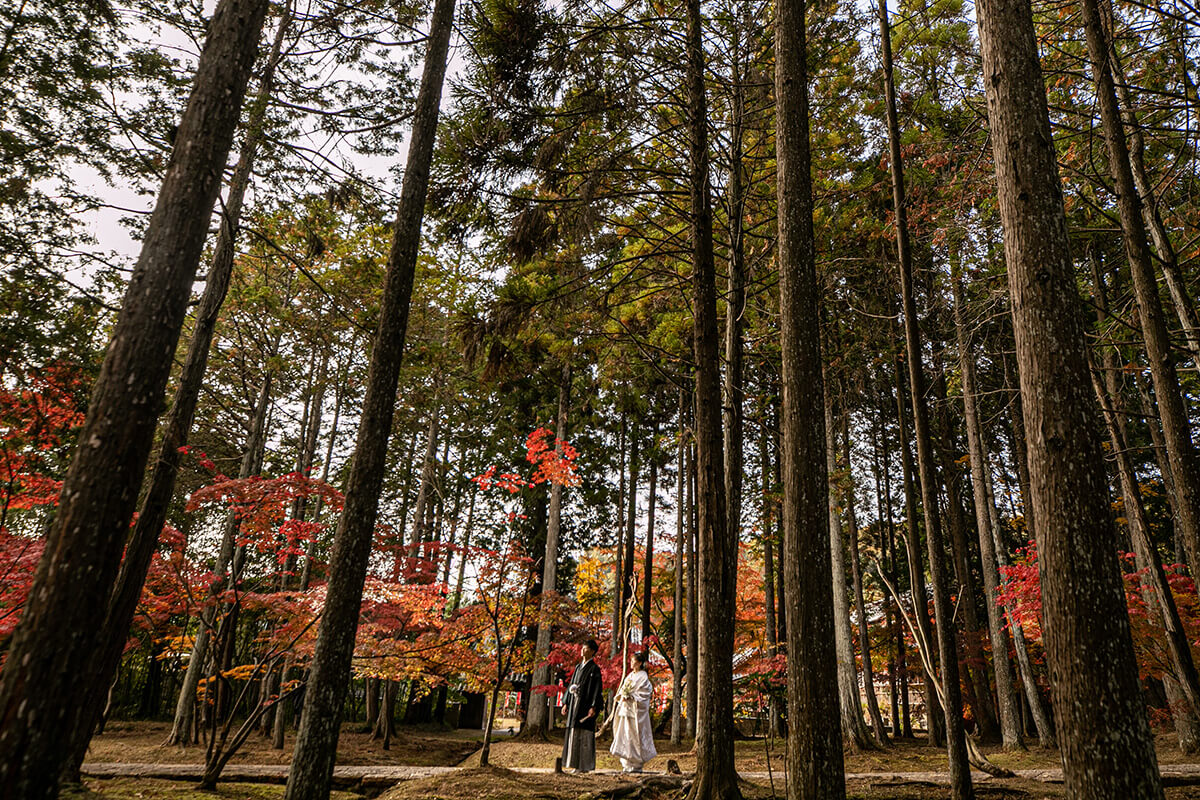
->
[472,427,580,493]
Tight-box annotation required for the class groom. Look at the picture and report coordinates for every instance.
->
[561,638,604,773]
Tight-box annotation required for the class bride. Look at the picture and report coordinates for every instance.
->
[609,650,657,773]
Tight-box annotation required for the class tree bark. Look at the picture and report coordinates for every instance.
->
[973,0,1163,789]
[1090,259,1200,750]
[842,410,889,746]
[66,6,294,776]
[613,413,627,648]
[0,2,269,796]
[684,0,737,790]
[686,441,698,742]
[895,363,943,747]
[879,0,969,783]
[283,0,456,792]
[1099,3,1200,363]
[826,388,871,751]
[672,387,686,745]
[622,422,640,654]
[643,425,658,643]
[762,399,781,738]
[951,273,1024,751]
[526,363,571,734]
[1081,0,1200,579]
[775,0,847,791]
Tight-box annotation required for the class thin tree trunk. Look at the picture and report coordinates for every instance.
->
[527,363,571,735]
[895,365,943,747]
[842,410,889,746]
[952,273,1024,751]
[0,3,269,796]
[169,377,273,746]
[723,6,746,607]
[1090,260,1200,749]
[686,441,698,742]
[684,0,738,788]
[1100,6,1200,362]
[283,0,456,792]
[973,0,1163,789]
[1093,365,1200,752]
[643,425,658,643]
[68,7,294,774]
[762,400,780,738]
[408,406,441,575]
[826,388,870,751]
[613,413,627,648]
[880,0,970,782]
[775,0,847,789]
[623,422,640,657]
[1081,0,1200,577]
[301,357,344,591]
[934,380,999,743]
[672,387,686,745]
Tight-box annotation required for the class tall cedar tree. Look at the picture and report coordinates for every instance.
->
[1079,0,1200,577]
[775,0,847,794]
[63,6,296,778]
[878,0,971,790]
[684,0,739,794]
[973,0,1164,794]
[0,1,270,797]
[283,0,457,794]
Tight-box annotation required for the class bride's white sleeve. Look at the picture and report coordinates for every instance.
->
[633,672,653,711]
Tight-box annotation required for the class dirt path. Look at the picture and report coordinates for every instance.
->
[81,761,1200,789]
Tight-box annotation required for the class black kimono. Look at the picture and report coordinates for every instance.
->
[561,658,604,772]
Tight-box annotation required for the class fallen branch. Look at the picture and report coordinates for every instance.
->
[872,558,1015,779]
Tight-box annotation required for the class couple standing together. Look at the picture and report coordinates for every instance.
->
[561,639,658,774]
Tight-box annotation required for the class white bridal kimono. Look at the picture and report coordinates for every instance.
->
[609,669,657,772]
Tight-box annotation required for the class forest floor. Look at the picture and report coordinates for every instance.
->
[77,721,1200,800]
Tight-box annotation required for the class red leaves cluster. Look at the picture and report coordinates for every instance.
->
[0,361,86,522]
[998,539,1200,683]
[525,427,580,487]
[472,427,581,495]
[187,473,343,563]
[0,529,45,638]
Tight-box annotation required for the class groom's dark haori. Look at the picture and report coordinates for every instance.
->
[561,638,605,773]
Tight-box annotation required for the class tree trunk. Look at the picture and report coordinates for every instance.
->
[70,5,294,777]
[723,7,746,605]
[879,0,969,784]
[526,363,571,735]
[895,366,943,747]
[613,413,627,649]
[282,0,456,792]
[684,0,737,790]
[365,678,380,732]
[1093,364,1200,752]
[1099,3,1200,363]
[408,405,441,577]
[775,0,847,791]
[1082,0,1200,579]
[0,3,269,797]
[826,388,870,751]
[686,441,698,742]
[1090,260,1200,749]
[623,422,640,655]
[842,410,889,746]
[643,427,658,643]
[952,273,1024,751]
[762,400,781,738]
[973,0,1163,790]
[169,377,273,747]
[672,387,686,745]
[933,371,998,743]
